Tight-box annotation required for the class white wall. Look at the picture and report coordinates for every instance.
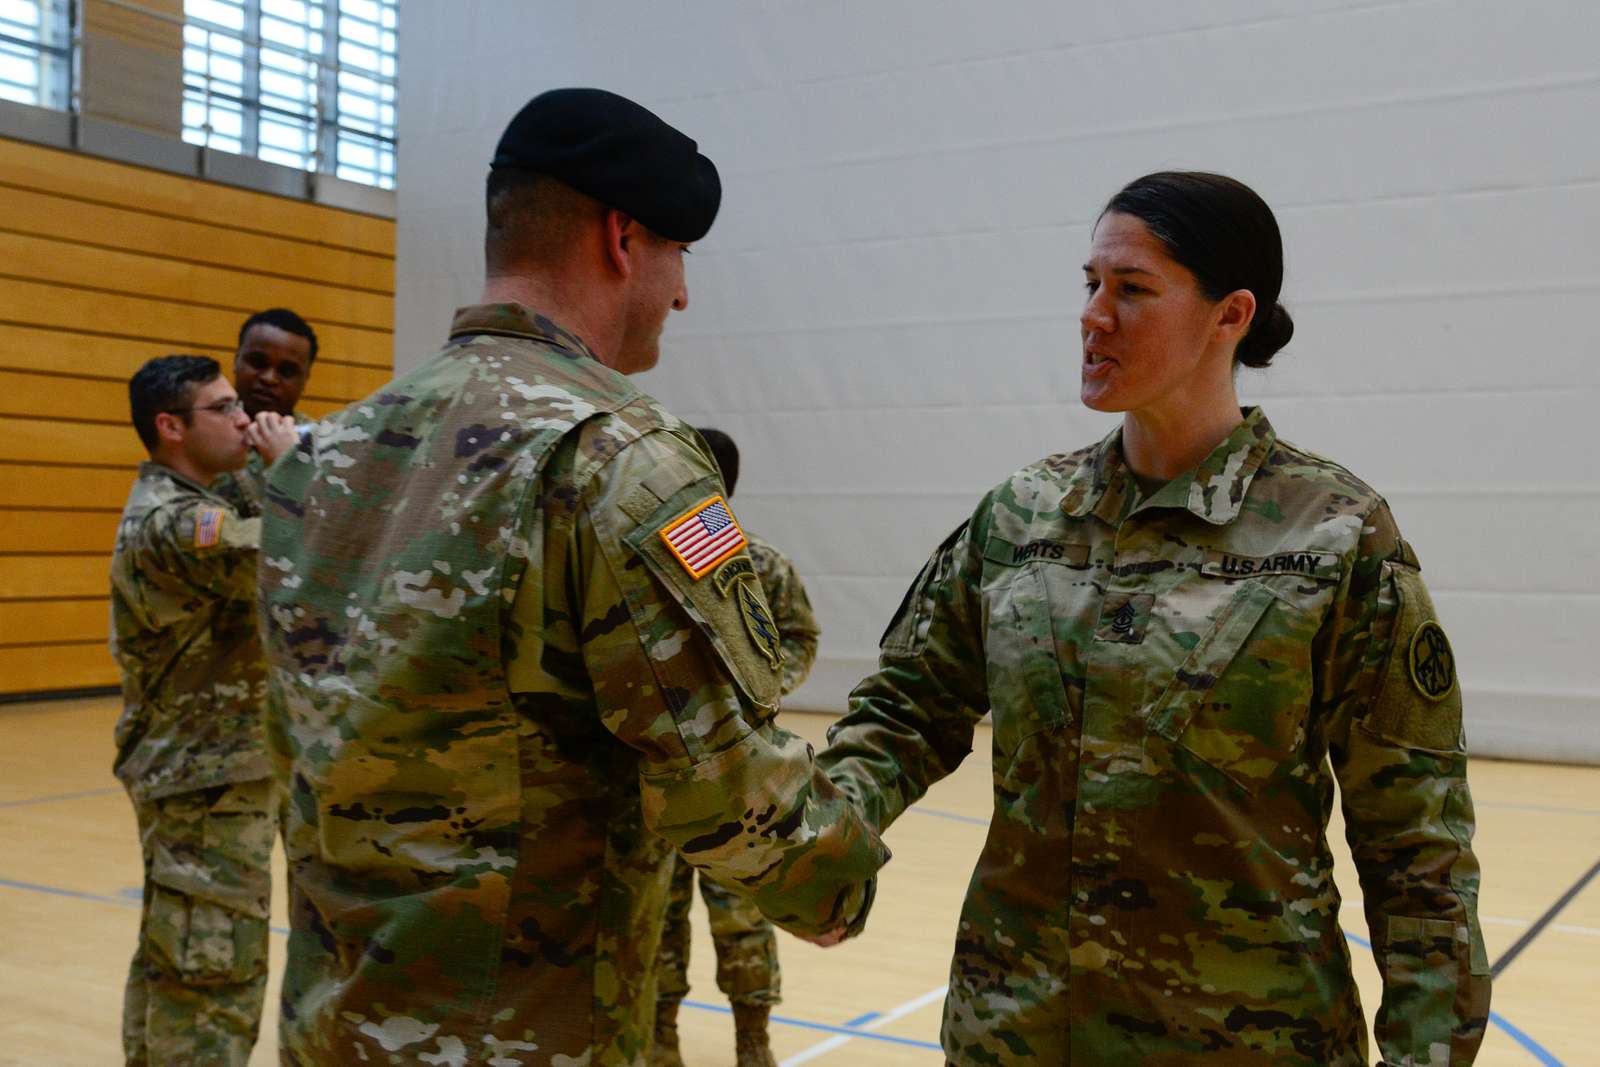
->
[397,0,1600,762]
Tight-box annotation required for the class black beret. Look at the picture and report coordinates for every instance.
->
[491,87,720,243]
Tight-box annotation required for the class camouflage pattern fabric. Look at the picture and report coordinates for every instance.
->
[655,533,817,1010]
[747,533,820,697]
[260,303,888,1066]
[110,462,276,1065]
[820,408,1490,1067]
[110,462,271,802]
[122,778,275,1066]
[657,856,781,1009]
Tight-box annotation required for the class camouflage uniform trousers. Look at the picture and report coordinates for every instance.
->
[122,777,275,1067]
[657,853,781,1008]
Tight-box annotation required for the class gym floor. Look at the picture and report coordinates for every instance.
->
[1,696,1594,1066]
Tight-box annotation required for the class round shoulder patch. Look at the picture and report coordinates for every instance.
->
[1407,621,1456,701]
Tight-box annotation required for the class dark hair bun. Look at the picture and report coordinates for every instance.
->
[1236,302,1293,369]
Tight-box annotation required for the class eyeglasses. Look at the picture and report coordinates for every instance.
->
[167,397,244,417]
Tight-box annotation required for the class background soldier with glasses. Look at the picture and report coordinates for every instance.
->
[110,355,296,1066]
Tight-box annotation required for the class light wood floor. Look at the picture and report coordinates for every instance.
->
[1,696,1595,1066]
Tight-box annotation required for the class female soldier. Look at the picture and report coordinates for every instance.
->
[819,172,1490,1066]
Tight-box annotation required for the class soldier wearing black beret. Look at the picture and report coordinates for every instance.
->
[262,87,888,1067]
[492,86,721,244]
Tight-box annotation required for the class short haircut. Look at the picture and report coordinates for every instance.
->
[484,169,605,271]
[697,427,739,497]
[238,307,319,364]
[129,355,221,451]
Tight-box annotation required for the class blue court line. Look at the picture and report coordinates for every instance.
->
[907,806,990,828]
[0,875,1564,1063]
[683,1000,940,1051]
[0,876,140,908]
[0,786,123,809]
[1490,1011,1565,1067]
[842,1010,882,1028]
[0,877,290,935]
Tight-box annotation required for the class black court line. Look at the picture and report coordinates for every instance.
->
[1491,855,1600,979]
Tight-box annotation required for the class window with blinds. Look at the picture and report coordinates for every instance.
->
[0,0,70,110]
[182,0,396,188]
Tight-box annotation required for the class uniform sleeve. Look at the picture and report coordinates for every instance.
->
[816,511,988,835]
[575,430,889,940]
[760,548,821,696]
[138,498,260,616]
[1323,501,1490,1065]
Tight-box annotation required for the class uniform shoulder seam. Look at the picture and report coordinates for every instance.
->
[1271,437,1386,505]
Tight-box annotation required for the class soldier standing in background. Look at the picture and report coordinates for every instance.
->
[259,88,888,1066]
[217,307,318,515]
[819,172,1490,1065]
[653,427,821,1067]
[111,355,296,1066]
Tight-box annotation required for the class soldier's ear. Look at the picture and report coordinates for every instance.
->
[603,208,639,280]
[154,410,187,446]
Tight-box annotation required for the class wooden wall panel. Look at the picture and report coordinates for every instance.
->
[0,138,392,254]
[0,371,127,423]
[0,556,108,599]
[0,511,122,554]
[0,277,392,367]
[0,464,135,509]
[0,135,396,696]
[0,416,145,466]
[0,642,118,691]
[0,598,109,646]
[0,182,394,292]
[0,230,393,329]
[0,323,392,399]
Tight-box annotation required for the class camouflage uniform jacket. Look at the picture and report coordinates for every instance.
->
[820,409,1489,1066]
[746,533,820,696]
[110,462,269,802]
[261,303,888,1067]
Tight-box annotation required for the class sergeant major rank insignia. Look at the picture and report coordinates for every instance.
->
[714,556,784,670]
[659,494,747,580]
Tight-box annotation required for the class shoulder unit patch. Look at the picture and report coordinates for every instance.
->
[1408,620,1456,701]
[659,494,748,580]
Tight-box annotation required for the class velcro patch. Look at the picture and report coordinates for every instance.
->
[1201,549,1340,581]
[194,507,224,548]
[1366,563,1463,751]
[659,494,748,580]
[982,536,1091,567]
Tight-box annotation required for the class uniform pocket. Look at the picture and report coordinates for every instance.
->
[1382,914,1462,1054]
[145,782,274,985]
[981,539,1073,758]
[1146,578,1318,795]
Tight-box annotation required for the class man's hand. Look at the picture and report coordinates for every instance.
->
[798,925,851,948]
[248,412,300,466]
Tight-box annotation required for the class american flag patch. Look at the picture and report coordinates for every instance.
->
[194,507,224,548]
[659,495,748,580]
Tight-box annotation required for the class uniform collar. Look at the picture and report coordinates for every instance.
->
[448,303,601,363]
[1061,407,1276,527]
[137,460,224,499]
